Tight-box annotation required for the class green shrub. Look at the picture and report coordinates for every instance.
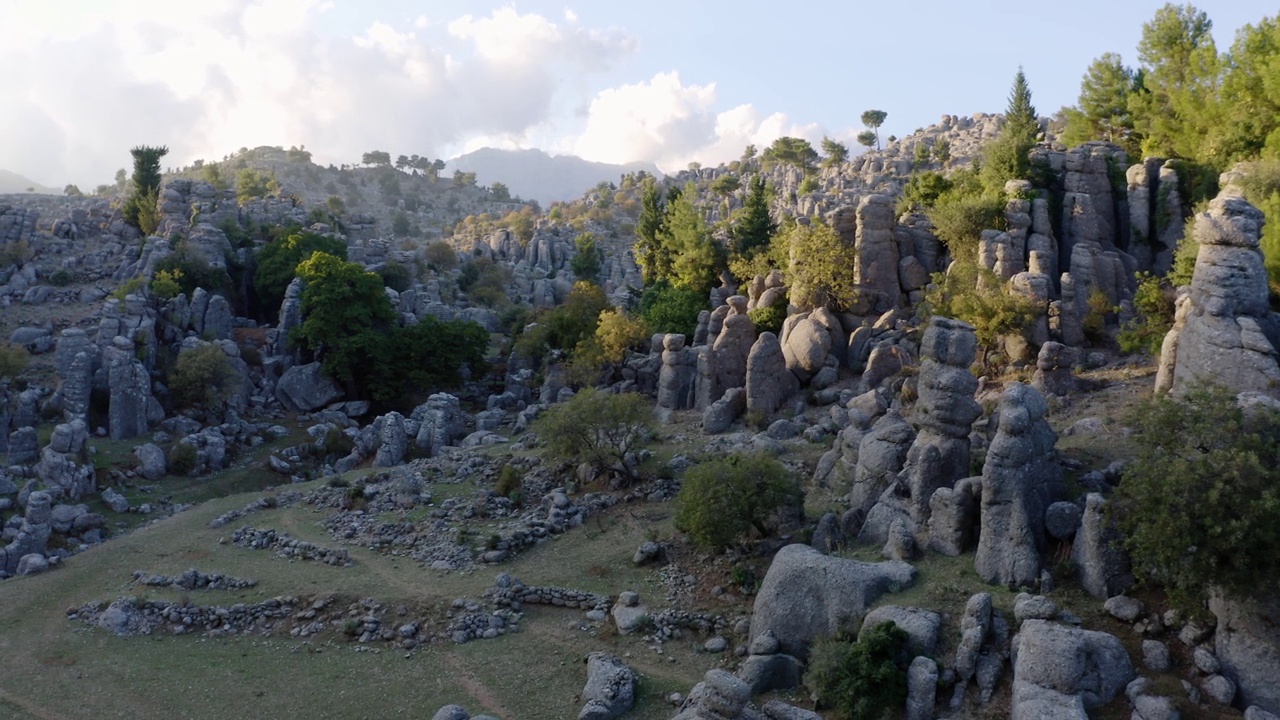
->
[254,231,348,315]
[921,261,1041,369]
[376,260,414,292]
[925,190,1007,263]
[111,277,146,302]
[805,622,910,720]
[168,442,199,476]
[150,269,183,300]
[495,465,522,497]
[570,233,602,283]
[673,453,803,551]
[898,171,953,213]
[532,389,652,483]
[154,243,226,296]
[1082,287,1113,341]
[0,342,30,380]
[169,344,239,412]
[748,303,787,335]
[48,269,75,286]
[516,281,611,360]
[1116,272,1175,356]
[639,281,708,338]
[425,241,458,272]
[1114,384,1280,617]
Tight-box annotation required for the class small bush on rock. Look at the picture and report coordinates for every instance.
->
[747,303,786,335]
[804,622,910,720]
[168,442,199,477]
[674,453,803,552]
[0,342,30,380]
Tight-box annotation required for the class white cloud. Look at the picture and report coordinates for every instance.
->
[0,0,635,186]
[571,72,825,173]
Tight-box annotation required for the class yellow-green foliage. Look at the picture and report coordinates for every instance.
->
[922,261,1041,362]
[592,309,651,365]
[0,342,30,380]
[805,623,910,720]
[780,219,858,311]
[150,269,184,301]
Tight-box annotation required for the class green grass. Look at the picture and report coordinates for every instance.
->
[0,468,709,720]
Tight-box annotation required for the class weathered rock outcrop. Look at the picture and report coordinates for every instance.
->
[578,652,637,720]
[1157,182,1280,397]
[657,334,697,412]
[275,361,344,412]
[1211,594,1280,715]
[975,383,1060,588]
[750,543,916,661]
[1011,620,1134,719]
[746,332,798,417]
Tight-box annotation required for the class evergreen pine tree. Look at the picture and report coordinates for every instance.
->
[123,145,168,231]
[730,175,777,260]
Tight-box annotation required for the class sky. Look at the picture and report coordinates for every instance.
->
[1,0,1274,189]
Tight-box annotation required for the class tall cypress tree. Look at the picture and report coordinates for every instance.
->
[123,145,168,231]
[1006,68,1038,137]
[731,175,777,260]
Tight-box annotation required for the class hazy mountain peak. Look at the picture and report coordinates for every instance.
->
[445,148,662,206]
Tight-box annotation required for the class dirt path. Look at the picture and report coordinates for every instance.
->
[441,652,514,718]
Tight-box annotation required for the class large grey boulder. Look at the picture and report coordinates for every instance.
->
[673,669,750,720]
[275,362,343,412]
[907,656,939,720]
[135,443,167,480]
[850,410,915,515]
[750,543,916,661]
[1071,493,1134,598]
[746,332,799,417]
[975,383,1060,588]
[413,393,467,457]
[861,606,941,658]
[1211,593,1280,715]
[710,296,755,401]
[373,412,407,467]
[782,316,832,379]
[108,354,154,440]
[1011,620,1134,719]
[578,652,637,720]
[7,426,39,465]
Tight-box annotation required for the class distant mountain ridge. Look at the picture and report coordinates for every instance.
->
[0,169,58,195]
[445,148,661,206]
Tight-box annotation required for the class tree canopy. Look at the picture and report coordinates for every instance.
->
[254,231,348,317]
[123,145,168,233]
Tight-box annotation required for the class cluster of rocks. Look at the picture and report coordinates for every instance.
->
[486,573,610,613]
[132,568,257,591]
[227,526,352,566]
[73,594,301,637]
[208,492,301,529]
[443,602,522,644]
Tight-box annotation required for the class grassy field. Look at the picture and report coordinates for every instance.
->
[0,467,722,720]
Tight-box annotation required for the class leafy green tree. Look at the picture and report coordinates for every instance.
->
[570,232,602,283]
[782,219,859,311]
[710,174,741,196]
[254,231,348,315]
[661,182,722,294]
[376,260,414,292]
[1213,15,1280,164]
[1062,53,1141,152]
[533,388,653,482]
[1116,272,1176,355]
[361,150,392,167]
[855,130,878,150]
[363,316,489,403]
[1115,384,1280,617]
[425,241,458,272]
[123,145,168,231]
[516,281,612,360]
[490,181,512,202]
[153,242,227,296]
[1130,3,1219,161]
[170,343,239,412]
[639,281,707,338]
[933,137,952,166]
[674,453,803,551]
[821,136,849,167]
[922,261,1041,368]
[635,176,672,284]
[64,184,83,197]
[391,211,412,237]
[860,110,888,150]
[924,186,1007,261]
[591,309,650,364]
[292,252,397,389]
[236,168,278,204]
[805,623,910,720]
[899,171,954,212]
[729,175,777,264]
[453,170,478,187]
[762,136,819,171]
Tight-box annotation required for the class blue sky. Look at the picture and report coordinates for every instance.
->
[1,0,1274,187]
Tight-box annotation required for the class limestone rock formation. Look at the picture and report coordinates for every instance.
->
[1157,183,1280,397]
[750,543,916,661]
[746,332,798,417]
[275,361,344,412]
[657,334,697,412]
[578,652,637,720]
[975,383,1060,588]
[1071,493,1134,599]
[850,410,915,515]
[1211,594,1280,715]
[1011,620,1134,719]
